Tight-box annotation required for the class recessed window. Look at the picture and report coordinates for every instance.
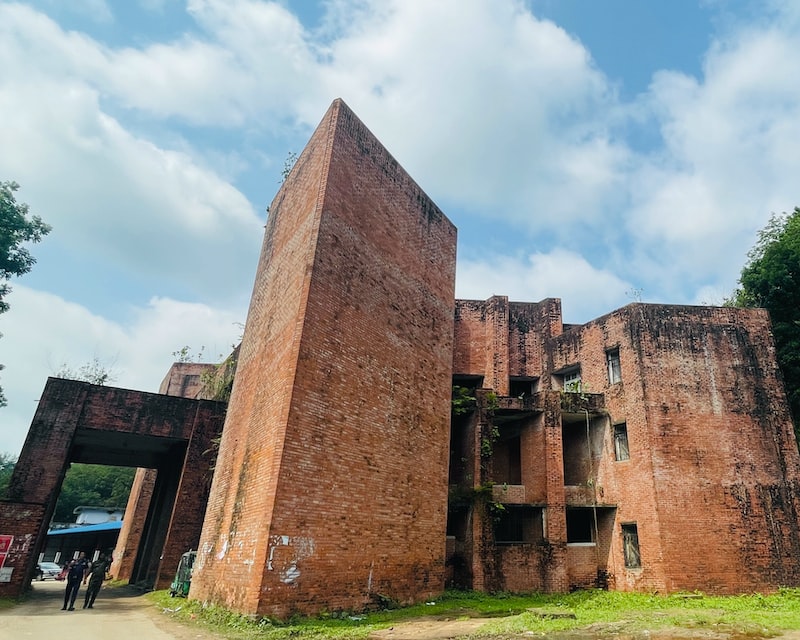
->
[566,508,595,544]
[563,369,582,392]
[510,376,538,398]
[613,423,630,461]
[622,523,641,568]
[607,348,621,384]
[494,506,544,544]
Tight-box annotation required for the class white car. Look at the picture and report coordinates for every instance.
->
[36,562,63,580]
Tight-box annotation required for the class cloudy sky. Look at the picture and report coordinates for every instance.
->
[1,0,799,456]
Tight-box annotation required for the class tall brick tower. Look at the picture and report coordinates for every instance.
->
[191,99,457,618]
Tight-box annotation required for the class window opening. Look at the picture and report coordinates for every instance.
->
[493,506,543,544]
[562,414,603,486]
[613,423,630,461]
[452,374,483,391]
[566,508,595,544]
[563,369,582,392]
[622,523,641,568]
[493,431,522,485]
[510,376,538,398]
[607,348,621,384]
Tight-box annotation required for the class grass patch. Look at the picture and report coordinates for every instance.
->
[146,589,800,640]
[0,598,16,611]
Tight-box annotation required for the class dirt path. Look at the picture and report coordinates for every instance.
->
[0,579,216,640]
[6,582,800,640]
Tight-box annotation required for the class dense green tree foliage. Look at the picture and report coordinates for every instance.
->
[729,207,800,443]
[0,452,16,497]
[52,464,135,523]
[0,181,51,406]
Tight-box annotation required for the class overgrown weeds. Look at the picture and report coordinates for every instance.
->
[147,588,800,640]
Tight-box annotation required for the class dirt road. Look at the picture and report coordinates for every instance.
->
[0,579,215,640]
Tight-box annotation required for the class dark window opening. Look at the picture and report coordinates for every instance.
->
[607,348,621,384]
[492,431,522,485]
[493,506,543,544]
[452,374,483,391]
[613,423,630,461]
[562,414,604,486]
[622,523,641,568]
[566,508,596,544]
[509,377,538,398]
[447,505,469,538]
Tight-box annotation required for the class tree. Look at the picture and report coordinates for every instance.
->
[0,452,16,497]
[0,181,51,312]
[728,207,800,443]
[52,463,135,523]
[0,181,51,406]
[53,357,118,386]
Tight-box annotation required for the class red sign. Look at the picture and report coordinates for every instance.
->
[0,535,14,568]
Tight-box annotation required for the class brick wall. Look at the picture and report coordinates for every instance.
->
[451,297,800,594]
[193,99,457,618]
[549,303,800,593]
[0,502,46,597]
[111,467,156,581]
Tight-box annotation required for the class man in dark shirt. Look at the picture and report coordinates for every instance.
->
[61,552,89,611]
[83,554,109,609]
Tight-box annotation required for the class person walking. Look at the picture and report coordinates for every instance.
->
[61,552,89,611]
[82,554,109,609]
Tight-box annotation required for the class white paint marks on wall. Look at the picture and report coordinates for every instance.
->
[267,535,315,584]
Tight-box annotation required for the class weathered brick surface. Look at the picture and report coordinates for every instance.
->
[111,467,156,581]
[192,99,456,618]
[114,363,219,583]
[453,297,800,594]
[9,103,800,607]
[159,362,216,398]
[1,377,225,599]
[0,502,46,597]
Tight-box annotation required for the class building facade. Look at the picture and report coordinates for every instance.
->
[3,99,800,614]
[448,297,800,594]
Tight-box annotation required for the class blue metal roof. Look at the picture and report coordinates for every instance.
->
[47,521,123,536]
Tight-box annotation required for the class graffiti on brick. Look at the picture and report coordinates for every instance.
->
[267,535,315,584]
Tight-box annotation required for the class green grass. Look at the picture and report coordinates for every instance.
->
[146,588,800,640]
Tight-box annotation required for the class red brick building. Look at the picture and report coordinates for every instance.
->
[448,297,800,594]
[3,99,800,614]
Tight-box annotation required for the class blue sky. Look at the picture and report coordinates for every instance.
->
[1,0,799,455]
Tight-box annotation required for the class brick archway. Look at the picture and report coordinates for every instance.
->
[0,377,225,599]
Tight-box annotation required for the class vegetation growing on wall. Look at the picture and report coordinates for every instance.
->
[200,351,238,403]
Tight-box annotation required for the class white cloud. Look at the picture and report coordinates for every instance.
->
[456,249,632,323]
[0,285,244,456]
[623,8,800,300]
[2,0,800,456]
[305,0,627,229]
[0,75,263,303]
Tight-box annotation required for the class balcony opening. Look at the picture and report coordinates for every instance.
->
[566,508,596,544]
[452,374,483,391]
[493,506,544,544]
[509,376,538,398]
[491,425,522,485]
[562,414,605,486]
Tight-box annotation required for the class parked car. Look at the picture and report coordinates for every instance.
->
[36,561,63,581]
